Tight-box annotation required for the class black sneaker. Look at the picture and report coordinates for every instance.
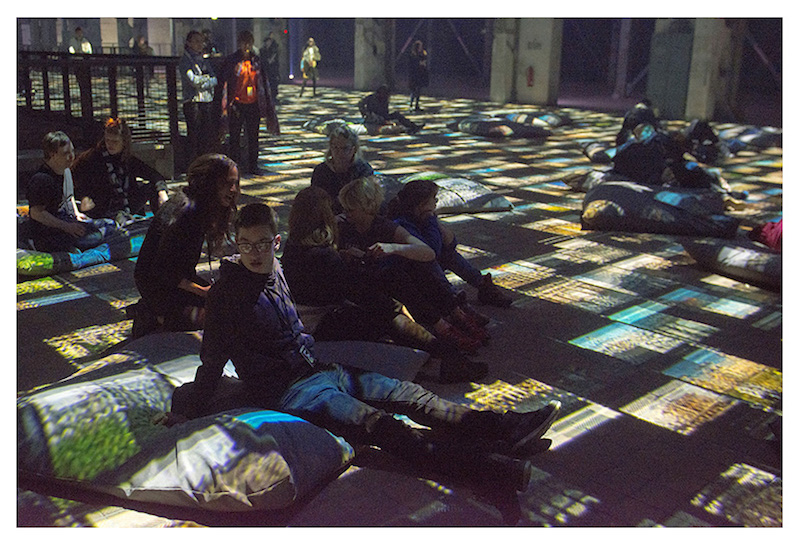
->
[503,401,561,455]
[477,273,513,308]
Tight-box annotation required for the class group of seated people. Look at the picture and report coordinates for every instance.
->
[23,118,169,254]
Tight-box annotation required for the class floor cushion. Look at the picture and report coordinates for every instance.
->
[446,116,552,139]
[301,116,368,136]
[17,216,152,277]
[581,180,740,238]
[681,238,781,291]
[379,172,513,214]
[18,331,429,512]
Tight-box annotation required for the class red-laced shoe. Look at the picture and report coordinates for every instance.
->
[437,321,482,353]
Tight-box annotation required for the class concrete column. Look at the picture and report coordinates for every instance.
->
[490,18,562,105]
[354,18,395,92]
[685,18,734,120]
[147,18,173,57]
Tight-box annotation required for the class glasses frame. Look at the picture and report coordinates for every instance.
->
[236,236,277,254]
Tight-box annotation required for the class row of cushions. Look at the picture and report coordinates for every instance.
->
[18,331,430,512]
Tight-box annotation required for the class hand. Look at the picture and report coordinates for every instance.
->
[367,242,395,259]
[80,196,95,212]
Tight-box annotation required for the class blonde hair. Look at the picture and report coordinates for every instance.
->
[338,176,384,216]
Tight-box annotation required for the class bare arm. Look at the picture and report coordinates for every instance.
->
[178,278,211,298]
[368,225,435,262]
[29,205,86,237]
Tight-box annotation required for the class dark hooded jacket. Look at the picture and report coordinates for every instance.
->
[190,256,316,417]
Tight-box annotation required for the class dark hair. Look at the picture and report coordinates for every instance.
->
[288,186,338,247]
[387,179,438,220]
[186,30,202,44]
[183,153,239,251]
[41,131,71,159]
[237,30,254,45]
[234,203,278,237]
[376,84,390,96]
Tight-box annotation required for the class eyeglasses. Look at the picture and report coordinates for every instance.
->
[237,237,276,254]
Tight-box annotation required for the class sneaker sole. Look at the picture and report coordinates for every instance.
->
[511,401,561,455]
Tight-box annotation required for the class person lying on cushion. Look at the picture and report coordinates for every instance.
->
[173,201,562,523]
[72,118,169,227]
[25,131,119,253]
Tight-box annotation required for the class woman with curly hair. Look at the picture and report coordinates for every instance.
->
[132,153,240,336]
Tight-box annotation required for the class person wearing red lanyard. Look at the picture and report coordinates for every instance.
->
[221,30,280,175]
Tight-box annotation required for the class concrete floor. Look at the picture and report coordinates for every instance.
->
[17,85,782,527]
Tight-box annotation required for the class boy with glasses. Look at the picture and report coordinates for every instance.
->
[175,202,561,523]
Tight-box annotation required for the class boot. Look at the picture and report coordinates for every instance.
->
[459,401,561,457]
[477,273,513,307]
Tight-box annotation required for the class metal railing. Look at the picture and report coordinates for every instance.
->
[18,51,184,174]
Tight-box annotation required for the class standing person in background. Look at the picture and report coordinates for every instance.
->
[68,27,92,54]
[261,31,281,104]
[408,40,429,112]
[299,37,321,97]
[221,30,280,176]
[180,30,218,165]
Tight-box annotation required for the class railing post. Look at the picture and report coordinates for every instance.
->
[108,63,119,119]
[61,58,72,118]
[42,65,51,112]
[166,63,181,178]
[135,64,147,130]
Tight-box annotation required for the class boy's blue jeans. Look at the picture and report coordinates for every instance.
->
[278,363,475,444]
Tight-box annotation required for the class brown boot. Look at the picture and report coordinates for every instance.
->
[477,273,513,308]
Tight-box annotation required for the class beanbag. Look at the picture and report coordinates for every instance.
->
[17,216,152,277]
[446,116,551,139]
[378,172,514,214]
[581,180,740,238]
[681,238,781,291]
[494,111,572,128]
[17,332,356,512]
[301,116,368,136]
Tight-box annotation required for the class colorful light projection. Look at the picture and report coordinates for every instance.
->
[608,302,719,344]
[519,474,602,526]
[44,321,133,365]
[691,463,781,527]
[529,278,637,315]
[662,348,781,409]
[17,276,89,311]
[620,380,737,435]
[484,261,557,290]
[570,323,684,365]
[658,287,762,319]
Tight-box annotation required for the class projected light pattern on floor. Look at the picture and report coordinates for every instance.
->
[608,302,719,343]
[44,321,133,364]
[570,323,684,365]
[620,380,737,435]
[662,348,781,409]
[691,463,781,526]
[17,84,782,527]
[658,287,762,319]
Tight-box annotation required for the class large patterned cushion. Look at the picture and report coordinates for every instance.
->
[379,172,513,214]
[17,332,356,511]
